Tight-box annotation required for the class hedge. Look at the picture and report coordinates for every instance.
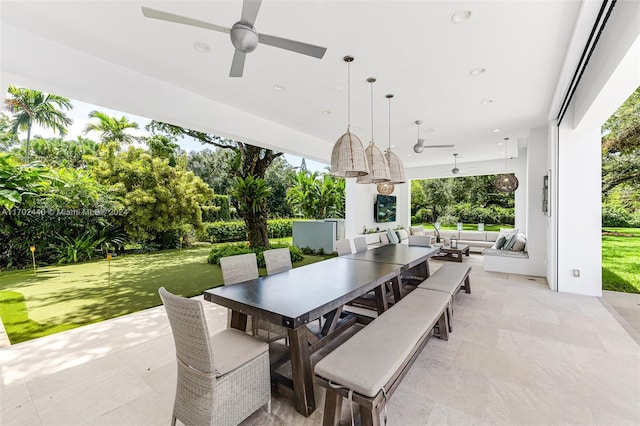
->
[196,219,294,243]
[207,243,303,268]
[602,205,640,227]
[201,195,231,222]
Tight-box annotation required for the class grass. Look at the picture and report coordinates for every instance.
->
[0,242,332,344]
[602,227,640,293]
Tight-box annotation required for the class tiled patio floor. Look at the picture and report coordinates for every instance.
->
[1,254,639,425]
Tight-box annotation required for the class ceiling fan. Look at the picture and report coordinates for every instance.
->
[141,0,327,77]
[437,153,475,175]
[413,120,454,153]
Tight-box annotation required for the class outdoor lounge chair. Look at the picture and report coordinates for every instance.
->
[159,287,270,426]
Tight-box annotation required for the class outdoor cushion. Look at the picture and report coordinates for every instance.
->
[459,231,485,241]
[485,231,501,242]
[493,235,507,249]
[314,290,449,397]
[511,233,527,251]
[501,229,520,250]
[387,228,400,244]
[417,263,471,295]
[211,329,269,375]
[397,229,409,241]
[379,232,389,244]
[408,235,431,247]
[409,226,425,236]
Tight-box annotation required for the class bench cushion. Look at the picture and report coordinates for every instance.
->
[314,290,449,397]
[417,263,471,295]
[459,231,485,241]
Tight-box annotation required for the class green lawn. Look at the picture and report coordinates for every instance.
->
[602,227,640,293]
[0,243,331,344]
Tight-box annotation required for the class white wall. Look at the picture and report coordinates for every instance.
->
[557,117,602,296]
[551,0,640,296]
[345,179,401,238]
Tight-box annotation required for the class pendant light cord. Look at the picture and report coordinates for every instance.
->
[370,82,374,142]
[388,96,391,150]
[347,60,351,130]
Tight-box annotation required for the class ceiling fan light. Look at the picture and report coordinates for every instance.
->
[452,167,460,174]
[377,182,395,195]
[331,130,369,178]
[385,149,406,184]
[413,144,424,153]
[495,174,519,192]
[357,142,390,184]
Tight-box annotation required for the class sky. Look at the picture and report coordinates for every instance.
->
[15,97,328,172]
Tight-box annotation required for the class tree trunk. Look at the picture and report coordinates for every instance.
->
[244,207,269,248]
[25,122,32,163]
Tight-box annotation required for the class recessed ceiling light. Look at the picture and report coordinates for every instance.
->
[333,86,344,93]
[451,10,472,23]
[470,68,486,76]
[497,142,504,146]
[272,85,285,91]
[321,110,332,115]
[353,126,361,131]
[407,154,412,157]
[390,145,396,148]
[193,42,210,53]
[481,99,494,105]
[493,129,501,133]
[422,128,436,133]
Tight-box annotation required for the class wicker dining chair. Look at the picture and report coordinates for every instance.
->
[220,253,286,343]
[263,248,292,275]
[159,287,270,426]
[336,239,353,256]
[353,236,368,253]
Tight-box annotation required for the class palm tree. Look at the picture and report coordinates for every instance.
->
[3,86,73,163]
[83,110,139,149]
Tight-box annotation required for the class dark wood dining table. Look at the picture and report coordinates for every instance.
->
[204,256,403,417]
[342,244,440,300]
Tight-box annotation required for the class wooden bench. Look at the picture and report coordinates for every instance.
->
[416,262,471,332]
[314,289,450,426]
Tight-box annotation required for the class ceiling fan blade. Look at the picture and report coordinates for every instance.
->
[240,0,262,27]
[141,6,230,34]
[259,33,327,59]
[422,144,455,149]
[229,50,246,77]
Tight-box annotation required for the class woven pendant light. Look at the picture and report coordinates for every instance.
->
[384,94,406,184]
[495,137,519,192]
[331,56,369,178]
[377,182,395,195]
[357,77,390,184]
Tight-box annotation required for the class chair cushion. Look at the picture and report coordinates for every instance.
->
[314,290,449,397]
[212,329,269,375]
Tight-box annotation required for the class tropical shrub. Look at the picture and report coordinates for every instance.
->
[207,243,303,268]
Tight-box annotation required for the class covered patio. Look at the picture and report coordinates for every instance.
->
[2,0,640,424]
[2,256,639,424]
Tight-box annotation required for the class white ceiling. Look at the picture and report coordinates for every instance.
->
[0,0,582,169]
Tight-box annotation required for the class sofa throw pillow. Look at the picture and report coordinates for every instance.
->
[511,233,527,251]
[493,235,507,250]
[501,229,520,250]
[379,232,389,244]
[386,228,399,244]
